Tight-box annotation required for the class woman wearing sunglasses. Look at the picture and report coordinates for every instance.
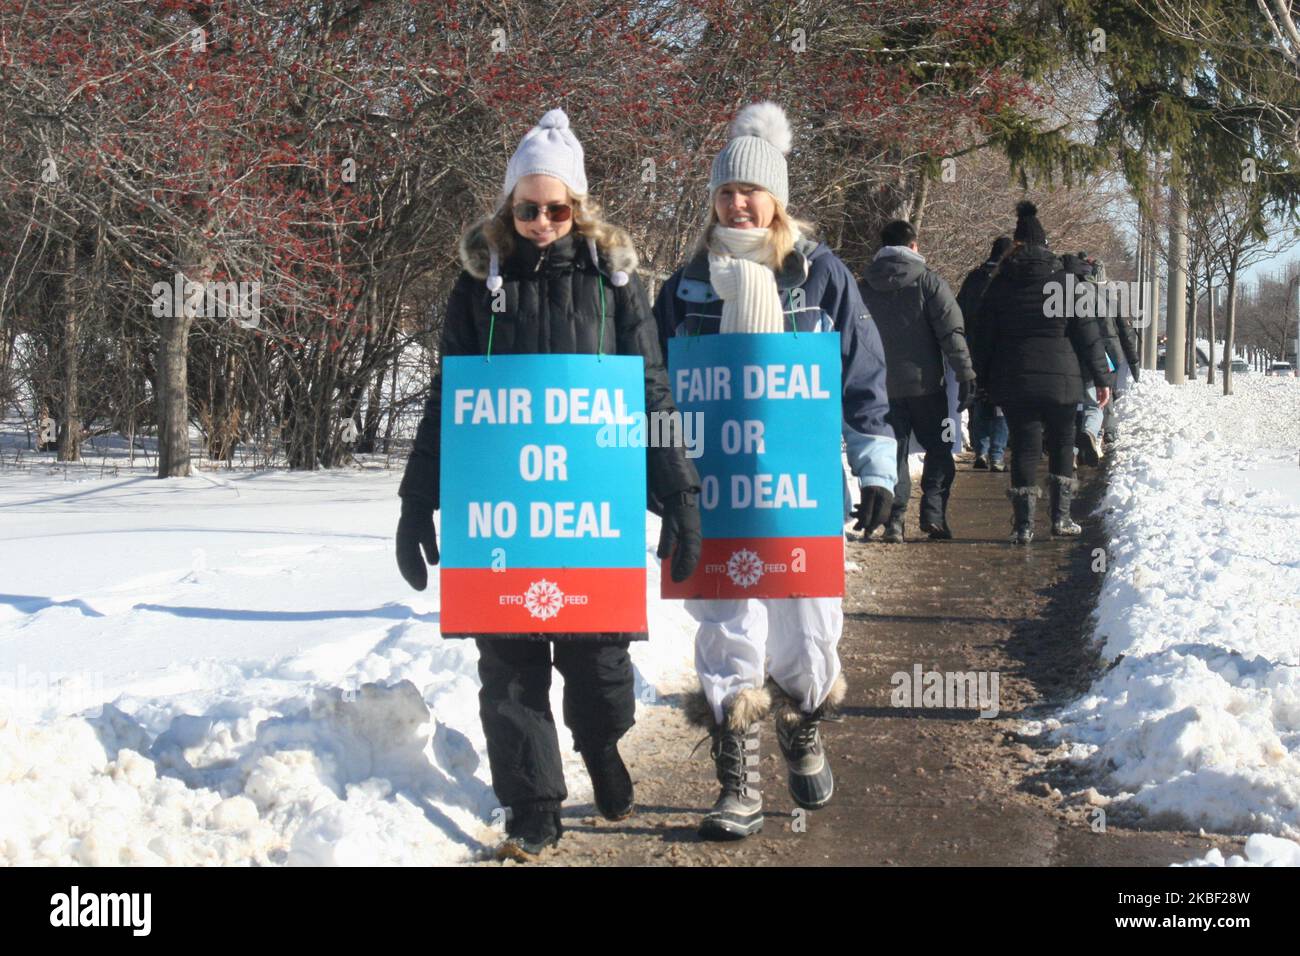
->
[396,108,702,861]
[653,103,897,840]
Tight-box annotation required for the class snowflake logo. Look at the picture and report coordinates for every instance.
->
[726,549,764,588]
[523,579,565,620]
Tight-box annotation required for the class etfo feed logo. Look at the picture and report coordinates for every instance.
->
[524,578,564,620]
[497,578,591,620]
[726,549,765,588]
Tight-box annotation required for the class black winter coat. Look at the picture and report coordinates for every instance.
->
[971,244,1113,407]
[859,247,976,399]
[955,258,1000,338]
[399,223,700,525]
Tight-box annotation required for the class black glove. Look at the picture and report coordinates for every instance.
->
[395,497,439,590]
[957,379,977,412]
[657,490,702,583]
[853,485,894,535]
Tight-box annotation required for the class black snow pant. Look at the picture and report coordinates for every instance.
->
[475,636,635,813]
[1001,402,1077,487]
[884,390,956,526]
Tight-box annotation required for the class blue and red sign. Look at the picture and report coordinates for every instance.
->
[663,333,844,599]
[440,354,647,634]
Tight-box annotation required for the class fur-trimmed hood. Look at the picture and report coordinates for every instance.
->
[458,218,639,284]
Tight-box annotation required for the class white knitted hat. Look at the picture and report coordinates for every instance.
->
[502,108,587,200]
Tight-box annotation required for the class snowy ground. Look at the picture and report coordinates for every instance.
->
[0,454,697,865]
[1022,375,1300,866]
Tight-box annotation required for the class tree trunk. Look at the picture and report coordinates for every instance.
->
[156,308,194,477]
[1224,256,1239,396]
[910,171,930,235]
[58,239,80,462]
[1206,279,1216,386]
[1165,154,1188,384]
[157,244,218,477]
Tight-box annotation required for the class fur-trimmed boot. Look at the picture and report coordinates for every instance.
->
[684,685,768,840]
[1049,473,1082,536]
[769,674,846,810]
[1006,485,1040,545]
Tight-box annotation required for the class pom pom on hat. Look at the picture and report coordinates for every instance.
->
[1013,199,1047,245]
[536,108,570,130]
[729,101,793,154]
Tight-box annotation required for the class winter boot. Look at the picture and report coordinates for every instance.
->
[920,515,953,540]
[1006,485,1040,546]
[1049,474,1082,536]
[770,675,846,810]
[1078,430,1103,467]
[881,512,905,543]
[579,740,633,821]
[973,455,989,470]
[495,802,562,862]
[687,686,768,841]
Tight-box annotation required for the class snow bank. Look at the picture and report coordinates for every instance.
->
[0,466,696,865]
[1026,376,1300,857]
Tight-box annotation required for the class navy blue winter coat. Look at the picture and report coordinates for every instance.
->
[652,237,898,498]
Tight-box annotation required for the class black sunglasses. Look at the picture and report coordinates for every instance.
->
[512,201,572,223]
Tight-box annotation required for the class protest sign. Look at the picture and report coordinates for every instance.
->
[663,333,844,599]
[440,354,647,633]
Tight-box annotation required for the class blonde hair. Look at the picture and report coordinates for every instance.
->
[469,189,632,264]
[693,193,816,270]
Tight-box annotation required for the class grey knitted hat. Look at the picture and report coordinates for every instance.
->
[502,108,587,200]
[709,102,793,206]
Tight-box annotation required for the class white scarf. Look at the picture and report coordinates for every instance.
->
[707,226,787,334]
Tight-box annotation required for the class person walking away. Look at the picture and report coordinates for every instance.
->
[1062,251,1108,468]
[956,237,1013,471]
[1090,257,1141,445]
[395,109,702,861]
[970,202,1112,544]
[859,219,977,541]
[653,102,896,839]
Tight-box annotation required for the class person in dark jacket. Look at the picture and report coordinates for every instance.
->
[956,237,1013,471]
[859,219,977,541]
[1061,251,1109,467]
[654,102,897,841]
[971,202,1113,544]
[395,109,702,861]
[1090,258,1141,443]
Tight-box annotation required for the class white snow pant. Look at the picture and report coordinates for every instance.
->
[686,596,843,725]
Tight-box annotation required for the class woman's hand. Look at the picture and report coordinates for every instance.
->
[396,498,439,590]
[1096,386,1111,409]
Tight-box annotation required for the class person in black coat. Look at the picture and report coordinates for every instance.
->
[956,236,1013,471]
[971,202,1113,544]
[859,219,977,541]
[395,109,702,861]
